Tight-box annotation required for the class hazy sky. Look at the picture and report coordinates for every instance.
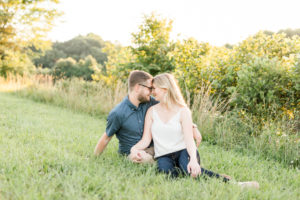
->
[48,0,300,46]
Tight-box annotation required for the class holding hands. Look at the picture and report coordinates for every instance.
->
[129,148,143,163]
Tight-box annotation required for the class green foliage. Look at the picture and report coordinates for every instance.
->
[264,28,300,38]
[0,50,35,77]
[172,31,300,121]
[229,57,297,119]
[0,0,61,76]
[0,0,61,54]
[123,13,175,75]
[234,31,300,63]
[291,56,300,102]
[173,38,219,96]
[33,47,67,68]
[34,34,107,69]
[96,15,299,125]
[52,55,101,81]
[52,57,77,80]
[92,42,134,84]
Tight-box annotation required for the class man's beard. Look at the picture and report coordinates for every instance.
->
[138,93,150,103]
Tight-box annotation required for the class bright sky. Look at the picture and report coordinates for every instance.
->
[48,0,300,46]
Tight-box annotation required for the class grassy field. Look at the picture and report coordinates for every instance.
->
[0,92,299,200]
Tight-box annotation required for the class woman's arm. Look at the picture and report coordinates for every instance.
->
[181,107,201,177]
[130,107,153,153]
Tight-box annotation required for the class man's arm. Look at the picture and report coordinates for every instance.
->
[94,133,112,156]
[192,124,202,147]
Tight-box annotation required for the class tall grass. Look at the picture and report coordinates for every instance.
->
[1,74,127,116]
[186,84,299,168]
[0,74,32,92]
[1,75,299,167]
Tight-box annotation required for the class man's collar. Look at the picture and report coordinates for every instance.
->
[125,96,138,110]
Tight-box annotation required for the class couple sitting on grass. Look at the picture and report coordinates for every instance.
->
[94,70,259,189]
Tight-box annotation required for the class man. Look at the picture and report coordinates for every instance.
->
[94,70,202,163]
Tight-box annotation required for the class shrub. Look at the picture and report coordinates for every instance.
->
[229,57,298,121]
[0,51,35,77]
[52,56,101,81]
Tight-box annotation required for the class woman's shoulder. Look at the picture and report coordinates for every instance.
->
[150,103,160,111]
[178,105,190,112]
[147,104,157,116]
[179,106,191,117]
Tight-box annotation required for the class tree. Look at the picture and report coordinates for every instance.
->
[278,28,300,38]
[1,0,61,53]
[0,0,61,76]
[264,28,300,38]
[173,38,212,96]
[34,34,107,69]
[92,41,134,84]
[52,55,101,81]
[124,13,175,75]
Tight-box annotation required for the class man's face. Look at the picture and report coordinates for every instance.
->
[137,79,153,103]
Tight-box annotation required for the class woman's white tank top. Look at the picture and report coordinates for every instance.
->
[151,107,186,158]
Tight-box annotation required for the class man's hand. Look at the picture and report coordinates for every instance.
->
[129,148,143,163]
[192,124,202,147]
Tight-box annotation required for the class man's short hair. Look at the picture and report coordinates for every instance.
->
[128,70,153,92]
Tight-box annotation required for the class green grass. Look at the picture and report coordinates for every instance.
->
[0,92,299,200]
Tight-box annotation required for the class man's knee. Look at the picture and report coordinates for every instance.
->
[144,146,154,156]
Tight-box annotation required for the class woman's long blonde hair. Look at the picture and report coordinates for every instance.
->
[153,73,187,110]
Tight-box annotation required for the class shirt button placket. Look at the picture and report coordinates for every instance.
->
[138,111,142,133]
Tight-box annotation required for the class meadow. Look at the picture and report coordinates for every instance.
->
[3,75,298,168]
[0,91,299,200]
[1,3,299,199]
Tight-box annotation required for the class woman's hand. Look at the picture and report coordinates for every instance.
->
[187,158,201,178]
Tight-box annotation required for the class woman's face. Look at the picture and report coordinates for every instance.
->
[151,83,166,101]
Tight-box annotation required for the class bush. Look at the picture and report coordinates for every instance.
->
[0,51,35,77]
[229,57,296,120]
[52,57,77,80]
[52,55,101,81]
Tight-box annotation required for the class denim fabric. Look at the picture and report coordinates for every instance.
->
[157,149,229,182]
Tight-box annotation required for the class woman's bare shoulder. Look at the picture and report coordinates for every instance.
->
[180,106,191,118]
[146,105,156,116]
[180,105,190,112]
[150,103,160,111]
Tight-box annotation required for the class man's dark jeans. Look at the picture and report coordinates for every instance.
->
[157,149,229,182]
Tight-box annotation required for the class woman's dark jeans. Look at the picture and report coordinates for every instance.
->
[157,149,229,182]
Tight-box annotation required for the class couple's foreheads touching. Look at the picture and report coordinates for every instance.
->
[128,70,187,108]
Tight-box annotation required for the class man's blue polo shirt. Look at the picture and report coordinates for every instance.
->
[106,96,158,155]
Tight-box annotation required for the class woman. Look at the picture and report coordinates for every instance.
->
[131,73,259,187]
